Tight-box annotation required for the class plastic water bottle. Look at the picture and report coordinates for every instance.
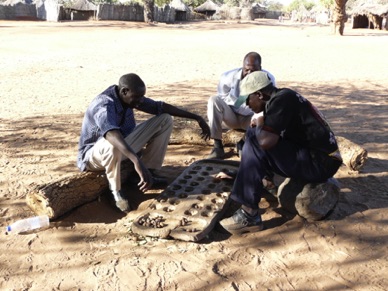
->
[6,215,50,234]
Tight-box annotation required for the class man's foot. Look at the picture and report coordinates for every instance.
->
[219,208,263,235]
[207,147,225,159]
[115,197,130,213]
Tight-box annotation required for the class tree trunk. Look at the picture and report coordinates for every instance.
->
[333,0,348,35]
[143,0,155,23]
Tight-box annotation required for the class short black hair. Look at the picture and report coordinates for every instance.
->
[118,73,145,92]
[244,52,262,64]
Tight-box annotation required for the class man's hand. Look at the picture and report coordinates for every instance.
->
[250,113,264,128]
[197,117,211,141]
[133,160,154,192]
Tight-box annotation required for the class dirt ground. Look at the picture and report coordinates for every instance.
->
[1,19,387,290]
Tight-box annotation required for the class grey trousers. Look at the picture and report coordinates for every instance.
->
[86,114,173,191]
[207,95,252,140]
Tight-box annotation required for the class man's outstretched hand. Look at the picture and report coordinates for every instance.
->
[198,117,211,141]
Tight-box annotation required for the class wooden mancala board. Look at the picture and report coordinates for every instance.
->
[131,159,239,242]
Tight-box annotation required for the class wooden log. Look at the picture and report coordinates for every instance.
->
[336,136,368,171]
[26,161,134,219]
[170,124,368,171]
[169,121,244,146]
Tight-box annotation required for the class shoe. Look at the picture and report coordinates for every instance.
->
[219,208,263,235]
[207,147,225,159]
[115,198,130,213]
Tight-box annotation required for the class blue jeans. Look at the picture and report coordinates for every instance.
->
[230,127,341,209]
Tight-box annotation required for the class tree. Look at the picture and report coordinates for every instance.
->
[143,0,155,22]
[267,0,283,11]
[286,0,316,13]
[333,0,348,35]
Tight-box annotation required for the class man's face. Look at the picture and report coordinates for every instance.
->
[242,57,261,79]
[120,87,146,108]
[246,91,266,113]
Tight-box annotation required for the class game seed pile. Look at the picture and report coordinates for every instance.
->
[131,159,240,242]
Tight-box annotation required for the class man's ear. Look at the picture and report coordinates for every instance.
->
[120,87,128,95]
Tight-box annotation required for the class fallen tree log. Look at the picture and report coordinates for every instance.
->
[25,126,367,219]
[335,136,368,171]
[26,161,134,219]
[170,124,368,171]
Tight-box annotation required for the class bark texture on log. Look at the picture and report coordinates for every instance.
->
[170,126,368,171]
[26,161,134,219]
[170,126,244,146]
[336,136,368,171]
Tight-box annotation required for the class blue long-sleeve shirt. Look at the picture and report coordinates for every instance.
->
[77,85,163,171]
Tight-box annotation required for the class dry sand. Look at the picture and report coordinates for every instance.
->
[0,19,387,290]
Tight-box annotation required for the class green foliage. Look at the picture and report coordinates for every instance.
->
[185,0,218,8]
[287,0,316,11]
[154,0,168,6]
[319,0,334,9]
[90,0,120,4]
[266,0,283,10]
[223,0,239,7]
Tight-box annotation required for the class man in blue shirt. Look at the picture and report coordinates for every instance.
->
[207,52,275,159]
[78,73,210,212]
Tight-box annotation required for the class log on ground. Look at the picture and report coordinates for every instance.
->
[26,161,134,219]
[336,136,368,171]
[170,126,368,171]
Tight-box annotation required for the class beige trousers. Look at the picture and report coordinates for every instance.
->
[207,95,252,140]
[86,113,173,191]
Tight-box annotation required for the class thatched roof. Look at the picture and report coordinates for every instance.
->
[252,3,267,13]
[351,3,388,16]
[194,0,220,12]
[169,0,190,12]
[69,0,96,11]
[2,0,33,5]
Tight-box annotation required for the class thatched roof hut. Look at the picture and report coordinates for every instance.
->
[170,0,190,12]
[351,3,388,29]
[251,3,266,19]
[194,0,219,17]
[69,0,96,11]
[0,0,37,20]
[169,0,190,21]
[351,3,388,16]
[2,0,33,4]
[66,0,96,20]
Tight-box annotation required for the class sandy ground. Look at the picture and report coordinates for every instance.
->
[1,19,388,290]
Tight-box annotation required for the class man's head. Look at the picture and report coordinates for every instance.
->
[241,52,262,80]
[118,73,146,108]
[235,71,273,113]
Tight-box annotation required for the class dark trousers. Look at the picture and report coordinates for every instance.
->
[230,127,342,209]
